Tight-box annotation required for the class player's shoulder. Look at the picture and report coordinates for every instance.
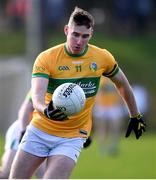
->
[39,43,65,57]
[88,44,112,55]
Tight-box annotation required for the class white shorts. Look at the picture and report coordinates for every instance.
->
[19,125,85,163]
[5,120,22,151]
[93,105,124,122]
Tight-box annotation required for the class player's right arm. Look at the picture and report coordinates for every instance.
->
[31,77,48,114]
[31,52,50,114]
[31,52,67,121]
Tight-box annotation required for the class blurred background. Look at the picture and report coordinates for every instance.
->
[0,0,156,178]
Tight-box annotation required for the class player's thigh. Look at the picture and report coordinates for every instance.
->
[43,137,84,179]
[43,155,75,179]
[0,149,16,178]
[35,159,47,179]
[10,149,45,179]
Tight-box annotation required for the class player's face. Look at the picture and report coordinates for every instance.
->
[64,24,93,54]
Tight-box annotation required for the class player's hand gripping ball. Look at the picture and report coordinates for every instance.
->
[52,83,86,116]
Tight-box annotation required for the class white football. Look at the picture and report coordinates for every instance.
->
[52,83,86,116]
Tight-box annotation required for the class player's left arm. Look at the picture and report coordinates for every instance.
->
[109,68,146,139]
[110,68,139,116]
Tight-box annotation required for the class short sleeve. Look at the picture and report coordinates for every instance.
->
[32,52,50,79]
[102,49,119,77]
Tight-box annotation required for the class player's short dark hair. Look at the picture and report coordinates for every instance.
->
[68,6,94,29]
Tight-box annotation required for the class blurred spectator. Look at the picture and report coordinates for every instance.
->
[93,77,125,156]
[134,0,153,34]
[5,0,28,30]
[45,0,67,29]
[112,0,135,35]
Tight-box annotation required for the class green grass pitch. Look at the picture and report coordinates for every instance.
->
[0,133,155,178]
[71,133,156,179]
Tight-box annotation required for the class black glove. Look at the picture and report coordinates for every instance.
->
[44,101,67,121]
[19,130,26,143]
[83,136,92,148]
[125,114,146,139]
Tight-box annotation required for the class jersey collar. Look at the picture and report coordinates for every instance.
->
[64,44,88,57]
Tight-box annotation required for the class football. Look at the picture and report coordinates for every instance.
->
[52,83,86,116]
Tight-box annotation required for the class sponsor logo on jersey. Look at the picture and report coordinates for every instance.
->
[76,81,96,96]
[89,62,97,72]
[48,77,100,98]
[58,66,70,71]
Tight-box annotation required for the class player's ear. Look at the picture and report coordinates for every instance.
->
[90,29,94,38]
[64,25,68,36]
